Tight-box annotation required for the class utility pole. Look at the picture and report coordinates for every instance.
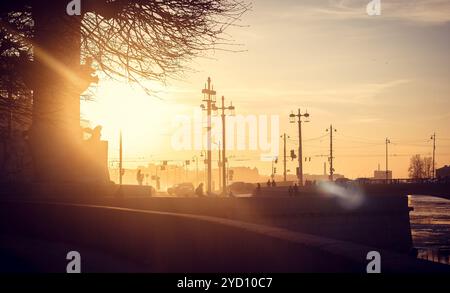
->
[184,160,189,183]
[192,156,199,187]
[201,77,217,195]
[119,130,123,185]
[326,125,336,181]
[155,164,160,191]
[200,150,206,184]
[280,133,289,182]
[431,133,436,179]
[213,95,235,194]
[218,142,221,192]
[271,157,278,178]
[289,109,310,186]
[385,138,391,181]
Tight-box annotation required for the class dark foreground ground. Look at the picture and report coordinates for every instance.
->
[0,198,449,273]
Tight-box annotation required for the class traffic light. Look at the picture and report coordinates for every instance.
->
[290,150,297,161]
[274,157,278,164]
[274,167,277,174]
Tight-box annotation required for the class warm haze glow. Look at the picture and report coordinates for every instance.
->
[82,1,450,179]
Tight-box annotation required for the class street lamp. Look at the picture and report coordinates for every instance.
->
[289,109,310,186]
[385,138,391,181]
[212,96,235,195]
[326,125,337,181]
[280,133,290,182]
[200,77,217,194]
[200,150,206,184]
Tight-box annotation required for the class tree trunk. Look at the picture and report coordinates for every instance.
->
[29,2,84,182]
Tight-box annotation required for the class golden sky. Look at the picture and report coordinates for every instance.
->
[81,0,450,179]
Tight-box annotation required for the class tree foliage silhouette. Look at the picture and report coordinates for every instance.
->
[1,1,249,86]
[0,0,249,180]
[408,154,433,179]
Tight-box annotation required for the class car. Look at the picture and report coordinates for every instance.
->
[227,182,255,195]
[335,177,351,185]
[167,183,195,197]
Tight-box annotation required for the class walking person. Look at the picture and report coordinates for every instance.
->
[136,169,144,186]
[293,183,299,195]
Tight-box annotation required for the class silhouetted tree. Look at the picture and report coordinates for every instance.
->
[0,27,33,176]
[1,1,249,86]
[422,156,433,178]
[408,154,433,179]
[0,0,249,181]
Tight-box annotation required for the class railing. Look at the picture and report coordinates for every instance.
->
[351,178,450,185]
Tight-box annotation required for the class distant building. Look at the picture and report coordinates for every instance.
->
[228,167,261,183]
[373,170,392,180]
[436,166,450,179]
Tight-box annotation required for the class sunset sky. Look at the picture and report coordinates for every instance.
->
[81,0,450,179]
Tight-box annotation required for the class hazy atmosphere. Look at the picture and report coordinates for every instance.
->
[82,0,450,179]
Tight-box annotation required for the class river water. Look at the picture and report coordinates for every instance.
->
[408,195,450,265]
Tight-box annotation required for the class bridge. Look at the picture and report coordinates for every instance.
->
[347,178,450,200]
[257,178,450,200]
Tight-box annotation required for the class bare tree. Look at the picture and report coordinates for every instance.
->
[408,154,433,179]
[0,22,33,176]
[82,1,249,85]
[0,1,250,181]
[1,1,250,86]
[422,156,433,178]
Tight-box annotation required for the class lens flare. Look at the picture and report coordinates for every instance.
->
[318,181,365,210]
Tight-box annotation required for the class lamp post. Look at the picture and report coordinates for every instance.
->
[271,156,278,179]
[431,133,436,179]
[192,155,199,187]
[385,138,391,181]
[280,133,290,182]
[200,77,217,195]
[200,150,206,185]
[119,130,123,185]
[212,141,221,192]
[212,96,235,195]
[326,125,337,181]
[289,109,310,186]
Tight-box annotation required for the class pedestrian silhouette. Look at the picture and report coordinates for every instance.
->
[255,183,261,195]
[195,183,204,197]
[136,169,144,185]
[267,179,271,187]
[293,183,299,195]
[271,179,276,187]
